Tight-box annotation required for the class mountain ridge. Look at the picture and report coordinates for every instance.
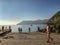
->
[17,11,60,25]
[17,19,49,25]
[49,11,60,23]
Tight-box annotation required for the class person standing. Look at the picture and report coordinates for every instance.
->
[9,26,11,32]
[29,27,31,32]
[2,26,4,31]
[38,27,40,32]
[20,27,22,33]
[46,24,53,43]
[18,27,20,33]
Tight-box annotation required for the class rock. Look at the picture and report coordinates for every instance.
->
[8,36,14,38]
[3,36,9,39]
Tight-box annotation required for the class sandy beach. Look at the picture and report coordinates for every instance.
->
[0,32,60,45]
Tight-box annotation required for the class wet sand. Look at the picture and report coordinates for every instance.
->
[0,32,60,45]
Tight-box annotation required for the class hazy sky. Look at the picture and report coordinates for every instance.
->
[0,0,60,25]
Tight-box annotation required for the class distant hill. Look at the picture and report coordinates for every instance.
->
[17,19,49,25]
[17,11,60,25]
[49,11,60,24]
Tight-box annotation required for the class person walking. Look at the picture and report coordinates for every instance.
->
[46,24,53,43]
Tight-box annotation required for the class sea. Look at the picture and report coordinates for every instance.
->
[0,24,47,33]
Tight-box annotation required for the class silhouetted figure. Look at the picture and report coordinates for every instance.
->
[46,24,53,43]
[18,27,20,33]
[50,27,53,32]
[48,26,56,33]
[38,27,40,32]
[2,26,4,31]
[9,26,11,32]
[29,27,31,32]
[20,28,22,33]
[18,27,22,33]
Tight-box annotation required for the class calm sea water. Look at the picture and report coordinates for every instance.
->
[0,24,47,33]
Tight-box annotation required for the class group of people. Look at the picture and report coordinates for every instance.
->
[18,24,55,43]
[18,27,31,33]
[18,27,22,33]
[1,26,11,32]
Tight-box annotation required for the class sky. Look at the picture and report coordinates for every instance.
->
[0,0,60,25]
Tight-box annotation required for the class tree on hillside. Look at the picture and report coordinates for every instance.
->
[49,11,60,33]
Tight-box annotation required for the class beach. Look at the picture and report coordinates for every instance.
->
[0,32,60,45]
